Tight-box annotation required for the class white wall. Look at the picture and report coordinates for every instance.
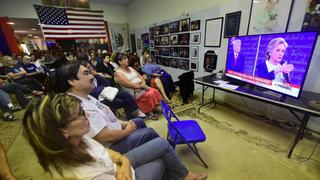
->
[0,0,128,23]
[127,0,234,30]
[128,0,320,131]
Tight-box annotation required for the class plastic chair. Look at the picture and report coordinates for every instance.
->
[160,100,208,168]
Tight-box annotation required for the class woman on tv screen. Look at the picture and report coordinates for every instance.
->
[256,37,294,83]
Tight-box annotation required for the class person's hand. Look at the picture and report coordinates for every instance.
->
[281,61,294,73]
[116,157,132,180]
[125,120,136,134]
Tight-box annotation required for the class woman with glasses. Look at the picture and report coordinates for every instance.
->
[22,93,207,180]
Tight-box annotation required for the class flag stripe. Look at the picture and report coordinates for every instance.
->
[44,32,106,35]
[44,34,106,38]
[35,5,106,39]
[42,27,106,30]
[66,9,103,13]
[67,13,103,17]
[67,16,104,20]
[43,30,106,33]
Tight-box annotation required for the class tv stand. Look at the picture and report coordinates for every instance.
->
[194,74,320,159]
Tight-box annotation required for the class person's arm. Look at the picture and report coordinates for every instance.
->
[0,144,16,180]
[7,68,26,80]
[130,68,149,89]
[114,71,143,90]
[107,149,132,180]
[25,68,40,77]
[93,121,136,143]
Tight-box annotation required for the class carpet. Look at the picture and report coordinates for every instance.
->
[4,92,320,179]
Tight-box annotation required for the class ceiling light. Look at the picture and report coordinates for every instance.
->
[28,34,33,37]
[15,30,28,33]
[31,28,37,31]
[34,36,39,38]
[7,22,15,25]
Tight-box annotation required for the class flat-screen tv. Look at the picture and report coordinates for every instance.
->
[225,31,318,98]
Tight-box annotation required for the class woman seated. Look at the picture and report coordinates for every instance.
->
[128,54,174,103]
[83,60,147,119]
[22,93,207,180]
[114,53,162,120]
[95,53,115,80]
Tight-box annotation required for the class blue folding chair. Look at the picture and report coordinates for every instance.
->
[160,100,208,168]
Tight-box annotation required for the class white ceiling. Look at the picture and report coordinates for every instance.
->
[90,0,135,6]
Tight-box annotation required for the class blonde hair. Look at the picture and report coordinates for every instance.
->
[2,56,13,66]
[266,37,288,60]
[22,93,94,176]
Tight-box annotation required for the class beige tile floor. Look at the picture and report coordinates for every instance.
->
[3,94,320,180]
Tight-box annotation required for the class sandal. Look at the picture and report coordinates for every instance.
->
[150,114,159,120]
[10,105,21,112]
[2,112,18,121]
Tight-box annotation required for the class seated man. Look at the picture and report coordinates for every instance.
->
[49,62,159,154]
[0,89,18,121]
[83,61,147,120]
[21,55,46,84]
[2,56,43,91]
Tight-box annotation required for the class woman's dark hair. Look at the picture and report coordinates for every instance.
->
[113,52,127,65]
[128,54,140,67]
[101,53,111,60]
[22,93,94,176]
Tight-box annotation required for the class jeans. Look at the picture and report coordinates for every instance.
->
[101,90,139,119]
[16,77,43,91]
[109,118,159,154]
[0,82,31,107]
[0,89,11,111]
[125,137,189,180]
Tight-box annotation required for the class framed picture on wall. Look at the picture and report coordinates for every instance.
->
[178,59,190,70]
[179,18,190,32]
[190,61,199,72]
[169,21,180,33]
[204,17,223,47]
[190,46,199,60]
[247,0,294,35]
[190,32,201,44]
[301,0,320,33]
[137,39,141,50]
[224,11,241,38]
[191,20,201,31]
[169,58,179,68]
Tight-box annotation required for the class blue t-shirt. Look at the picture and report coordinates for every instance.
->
[21,63,38,73]
[4,65,26,81]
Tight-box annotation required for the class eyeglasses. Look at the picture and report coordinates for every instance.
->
[68,108,86,123]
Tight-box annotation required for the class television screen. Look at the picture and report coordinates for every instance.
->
[225,31,318,98]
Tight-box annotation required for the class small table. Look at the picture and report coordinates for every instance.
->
[194,74,320,158]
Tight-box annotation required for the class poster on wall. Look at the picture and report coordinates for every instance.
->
[224,11,241,38]
[301,0,320,33]
[141,33,150,50]
[109,22,129,52]
[247,0,294,35]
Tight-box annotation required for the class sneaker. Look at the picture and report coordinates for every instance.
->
[2,112,18,121]
[10,105,21,112]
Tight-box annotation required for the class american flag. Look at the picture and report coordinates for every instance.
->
[34,5,106,39]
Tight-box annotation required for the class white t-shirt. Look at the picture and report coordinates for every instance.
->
[69,94,122,146]
[116,67,142,97]
[51,136,116,180]
[266,60,283,82]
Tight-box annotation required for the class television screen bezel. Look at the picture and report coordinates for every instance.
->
[224,31,318,99]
